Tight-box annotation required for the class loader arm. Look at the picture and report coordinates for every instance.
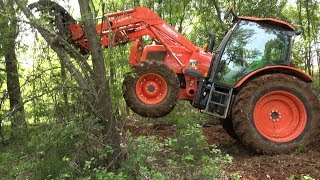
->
[68,7,197,65]
[30,1,209,71]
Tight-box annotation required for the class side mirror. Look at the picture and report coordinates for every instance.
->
[206,33,215,53]
[295,30,303,35]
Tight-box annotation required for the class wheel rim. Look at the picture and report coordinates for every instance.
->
[253,91,307,142]
[136,73,168,104]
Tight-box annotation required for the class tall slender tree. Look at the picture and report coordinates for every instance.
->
[78,0,122,167]
[14,0,122,167]
[0,0,27,140]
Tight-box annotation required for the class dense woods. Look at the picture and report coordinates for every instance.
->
[0,0,319,179]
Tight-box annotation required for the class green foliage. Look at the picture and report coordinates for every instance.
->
[287,175,295,180]
[163,123,233,178]
[28,116,112,179]
[302,175,316,180]
[296,145,308,154]
[0,139,37,179]
[120,135,164,179]
[230,172,242,180]
[164,101,216,126]
[0,112,113,179]
[311,76,320,93]
[104,47,131,117]
[235,0,288,19]
[287,175,315,180]
[94,123,232,179]
[170,123,207,161]
[94,168,126,180]
[0,119,233,179]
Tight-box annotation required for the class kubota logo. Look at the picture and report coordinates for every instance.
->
[162,24,179,38]
[115,16,130,24]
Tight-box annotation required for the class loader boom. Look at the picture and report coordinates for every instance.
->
[71,7,196,52]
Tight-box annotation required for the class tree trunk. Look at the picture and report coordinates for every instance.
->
[0,86,7,144]
[109,58,120,117]
[78,0,122,168]
[304,0,312,75]
[317,49,320,87]
[1,0,27,140]
[213,0,223,26]
[178,0,188,33]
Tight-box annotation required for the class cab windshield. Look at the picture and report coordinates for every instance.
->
[215,20,292,85]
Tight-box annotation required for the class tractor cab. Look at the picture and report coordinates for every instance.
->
[193,15,296,118]
[213,17,295,85]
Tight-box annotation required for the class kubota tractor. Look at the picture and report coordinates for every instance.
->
[30,0,320,154]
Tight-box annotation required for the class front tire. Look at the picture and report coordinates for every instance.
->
[232,73,320,154]
[222,117,239,141]
[123,60,180,118]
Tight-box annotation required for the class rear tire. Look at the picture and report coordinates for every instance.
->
[232,74,320,154]
[123,60,180,118]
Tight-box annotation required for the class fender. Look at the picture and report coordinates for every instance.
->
[234,66,312,89]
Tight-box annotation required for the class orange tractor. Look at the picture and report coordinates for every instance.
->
[31,0,319,153]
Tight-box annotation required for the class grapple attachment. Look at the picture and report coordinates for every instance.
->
[29,0,89,54]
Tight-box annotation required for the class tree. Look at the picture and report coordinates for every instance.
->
[0,0,27,141]
[14,0,121,167]
[77,0,122,167]
[295,0,319,77]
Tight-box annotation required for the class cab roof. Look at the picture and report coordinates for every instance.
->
[239,16,295,31]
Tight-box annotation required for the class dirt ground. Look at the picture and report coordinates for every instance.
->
[125,123,320,179]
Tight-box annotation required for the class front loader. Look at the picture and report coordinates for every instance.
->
[30,1,320,154]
